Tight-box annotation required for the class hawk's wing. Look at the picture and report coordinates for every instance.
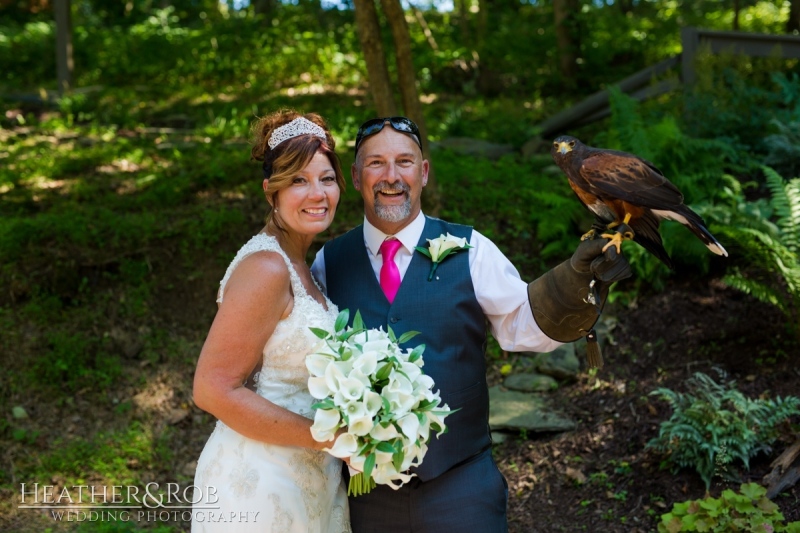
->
[579,152,684,208]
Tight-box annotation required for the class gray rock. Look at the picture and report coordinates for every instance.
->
[536,344,580,380]
[431,137,514,160]
[491,431,508,445]
[503,372,558,392]
[488,386,576,432]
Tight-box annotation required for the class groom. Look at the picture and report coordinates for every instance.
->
[311,117,630,531]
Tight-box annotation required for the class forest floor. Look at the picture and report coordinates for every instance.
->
[498,279,800,532]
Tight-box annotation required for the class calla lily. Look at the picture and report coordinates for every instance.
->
[347,368,372,388]
[326,432,358,458]
[310,409,340,442]
[308,376,333,399]
[342,400,368,420]
[352,349,378,376]
[400,361,422,383]
[372,463,414,488]
[369,422,399,441]
[363,390,383,417]
[397,412,420,439]
[306,353,334,377]
[348,415,374,436]
[338,376,367,402]
[426,233,468,262]
[384,390,416,417]
[416,413,431,442]
[324,362,346,394]
[349,454,366,472]
[386,373,413,395]
[413,374,435,394]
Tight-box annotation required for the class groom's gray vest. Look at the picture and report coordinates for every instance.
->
[324,216,491,481]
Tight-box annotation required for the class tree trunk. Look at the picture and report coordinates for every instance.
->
[554,0,578,84]
[379,0,439,215]
[733,0,740,31]
[458,0,470,46]
[353,0,397,116]
[253,0,277,16]
[789,0,800,33]
[54,0,73,94]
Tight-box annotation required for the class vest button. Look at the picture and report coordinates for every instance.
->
[390,317,398,324]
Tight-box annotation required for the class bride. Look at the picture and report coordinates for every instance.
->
[191,111,350,532]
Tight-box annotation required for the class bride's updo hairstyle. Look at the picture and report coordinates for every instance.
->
[251,110,344,231]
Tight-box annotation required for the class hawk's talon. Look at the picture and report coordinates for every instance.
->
[580,229,597,241]
[601,232,624,254]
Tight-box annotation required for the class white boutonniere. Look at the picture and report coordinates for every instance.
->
[415,233,473,281]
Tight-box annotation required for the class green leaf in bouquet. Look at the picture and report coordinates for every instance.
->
[397,330,420,344]
[363,452,376,480]
[408,344,426,363]
[392,449,405,472]
[352,310,365,332]
[416,399,437,411]
[376,363,393,381]
[387,326,397,343]
[311,400,336,410]
[340,329,357,342]
[341,348,353,361]
[380,395,392,413]
[334,309,350,333]
[310,327,331,339]
[376,441,395,453]
[430,422,443,434]
[357,440,373,456]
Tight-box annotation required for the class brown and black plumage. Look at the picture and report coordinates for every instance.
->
[551,135,728,269]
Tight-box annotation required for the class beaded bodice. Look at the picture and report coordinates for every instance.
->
[217,233,338,419]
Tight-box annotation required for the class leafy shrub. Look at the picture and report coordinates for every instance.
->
[764,118,800,182]
[658,482,800,533]
[647,372,800,489]
[706,167,800,318]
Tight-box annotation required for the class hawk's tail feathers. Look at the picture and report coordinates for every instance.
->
[652,207,729,257]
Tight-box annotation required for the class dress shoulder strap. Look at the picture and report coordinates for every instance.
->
[217,234,303,303]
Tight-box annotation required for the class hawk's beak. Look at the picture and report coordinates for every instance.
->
[557,142,572,155]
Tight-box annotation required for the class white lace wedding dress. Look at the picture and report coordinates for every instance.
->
[192,234,350,533]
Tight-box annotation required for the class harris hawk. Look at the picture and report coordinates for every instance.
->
[551,135,728,269]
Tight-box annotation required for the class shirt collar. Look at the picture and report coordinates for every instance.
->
[363,211,426,257]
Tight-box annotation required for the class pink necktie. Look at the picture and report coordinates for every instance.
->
[379,238,403,303]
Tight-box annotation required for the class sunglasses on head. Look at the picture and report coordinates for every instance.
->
[354,117,422,154]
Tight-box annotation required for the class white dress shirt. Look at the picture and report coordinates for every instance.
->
[311,211,562,353]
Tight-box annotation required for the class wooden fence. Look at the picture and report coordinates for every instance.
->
[536,27,800,140]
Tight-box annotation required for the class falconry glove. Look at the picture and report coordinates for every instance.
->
[527,238,631,368]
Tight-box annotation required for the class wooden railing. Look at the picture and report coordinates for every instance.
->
[535,28,800,140]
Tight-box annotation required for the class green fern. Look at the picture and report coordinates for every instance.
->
[763,165,800,255]
[700,169,800,318]
[647,372,800,489]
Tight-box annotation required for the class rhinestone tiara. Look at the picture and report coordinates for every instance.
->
[267,117,327,150]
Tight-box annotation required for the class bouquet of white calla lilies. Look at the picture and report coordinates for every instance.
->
[307,309,454,496]
[415,232,473,281]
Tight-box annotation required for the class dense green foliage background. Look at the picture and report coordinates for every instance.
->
[1,0,800,530]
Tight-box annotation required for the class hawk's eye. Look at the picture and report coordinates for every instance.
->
[553,142,558,148]
[568,141,576,147]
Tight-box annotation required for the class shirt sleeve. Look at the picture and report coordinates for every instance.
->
[469,230,563,353]
[310,246,327,295]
